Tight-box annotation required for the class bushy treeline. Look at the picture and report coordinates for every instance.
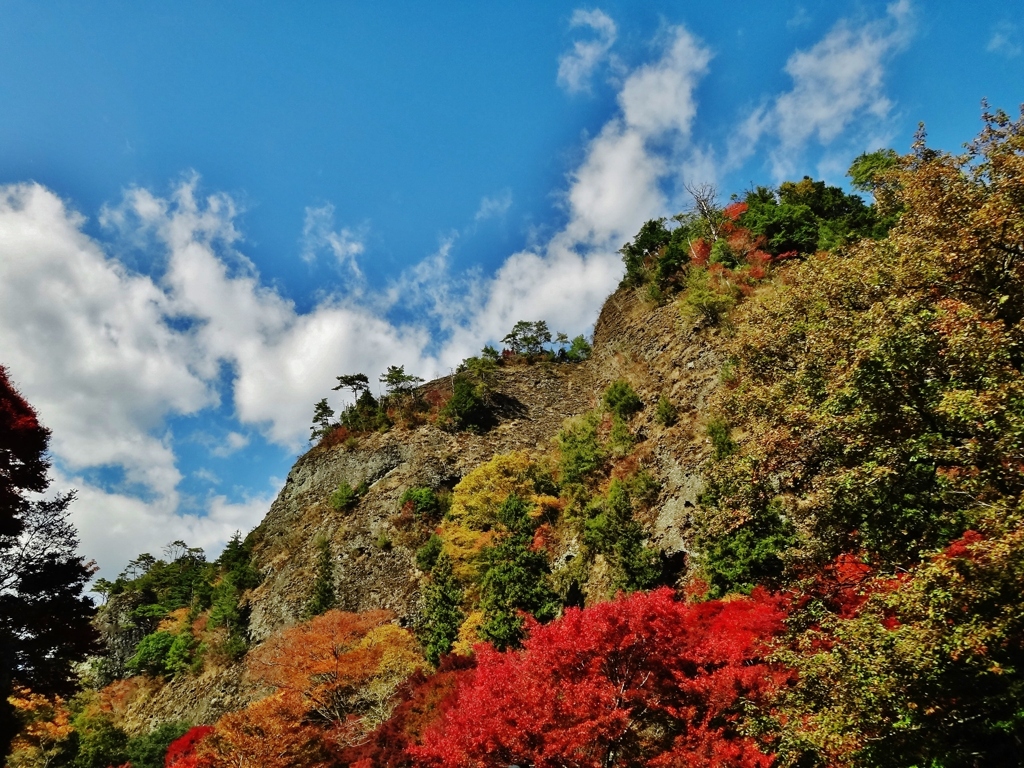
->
[309,320,593,443]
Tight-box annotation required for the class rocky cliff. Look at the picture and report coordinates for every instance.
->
[114,284,727,731]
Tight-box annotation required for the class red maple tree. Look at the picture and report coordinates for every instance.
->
[412,587,790,768]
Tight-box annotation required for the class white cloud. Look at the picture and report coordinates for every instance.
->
[300,202,365,275]
[557,8,618,93]
[474,190,512,222]
[728,0,913,178]
[988,21,1022,58]
[0,183,213,497]
[210,431,249,458]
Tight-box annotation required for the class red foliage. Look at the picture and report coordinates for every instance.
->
[942,530,984,560]
[335,654,477,768]
[165,725,215,768]
[723,201,748,221]
[318,425,352,450]
[0,365,51,536]
[412,588,790,768]
[690,239,711,266]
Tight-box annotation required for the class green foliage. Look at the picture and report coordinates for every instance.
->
[71,712,128,768]
[557,412,605,486]
[655,394,678,427]
[380,365,424,394]
[329,481,361,511]
[111,542,213,614]
[618,216,695,288]
[304,536,336,618]
[584,481,661,592]
[415,534,443,572]
[501,320,553,358]
[740,176,884,255]
[339,388,390,433]
[478,495,559,650]
[124,721,191,768]
[126,630,176,676]
[682,266,736,324]
[400,487,443,519]
[554,332,593,362]
[608,415,634,457]
[216,531,261,591]
[437,375,492,433]
[309,397,336,442]
[332,372,370,397]
[700,509,796,597]
[706,417,736,460]
[602,380,642,420]
[419,553,464,665]
[848,148,899,192]
[164,632,195,676]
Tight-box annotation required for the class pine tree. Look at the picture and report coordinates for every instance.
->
[420,553,464,665]
[304,536,336,618]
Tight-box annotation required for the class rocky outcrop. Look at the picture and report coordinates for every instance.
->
[118,285,727,730]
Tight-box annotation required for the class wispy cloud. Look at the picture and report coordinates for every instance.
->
[728,0,913,178]
[988,21,1022,58]
[300,202,365,276]
[211,431,249,458]
[557,8,619,93]
[474,190,512,222]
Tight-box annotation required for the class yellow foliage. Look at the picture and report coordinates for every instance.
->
[441,451,540,581]
[452,610,485,656]
[448,451,537,529]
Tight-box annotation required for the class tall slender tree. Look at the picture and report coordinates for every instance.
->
[0,365,98,759]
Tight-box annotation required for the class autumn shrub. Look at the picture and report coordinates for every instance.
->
[335,654,477,768]
[413,587,790,767]
[165,725,214,768]
[6,687,74,768]
[439,452,539,581]
[778,525,1024,767]
[251,608,423,734]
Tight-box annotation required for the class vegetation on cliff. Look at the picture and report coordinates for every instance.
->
[6,107,1024,768]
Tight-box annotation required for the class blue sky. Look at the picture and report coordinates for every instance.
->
[1,0,1021,578]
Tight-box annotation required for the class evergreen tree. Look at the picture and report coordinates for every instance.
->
[304,536,336,618]
[420,553,464,665]
[479,495,558,650]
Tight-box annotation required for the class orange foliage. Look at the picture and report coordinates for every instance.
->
[7,687,73,766]
[250,609,424,727]
[203,692,330,768]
